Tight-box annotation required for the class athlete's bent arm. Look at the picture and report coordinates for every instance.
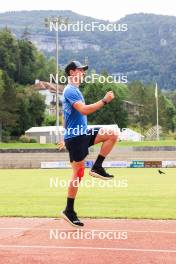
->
[73,91,115,115]
[73,100,104,115]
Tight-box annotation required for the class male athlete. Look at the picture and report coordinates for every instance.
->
[60,61,118,227]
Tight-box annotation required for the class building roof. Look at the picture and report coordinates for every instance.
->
[25,126,63,133]
[25,125,119,133]
[122,128,144,137]
[123,100,144,107]
[31,80,64,94]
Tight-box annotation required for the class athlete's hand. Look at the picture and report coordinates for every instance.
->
[57,141,65,150]
[104,91,115,103]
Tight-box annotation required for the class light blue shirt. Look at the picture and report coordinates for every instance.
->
[63,84,88,139]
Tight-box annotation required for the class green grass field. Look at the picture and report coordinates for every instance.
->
[0,140,176,149]
[0,168,176,219]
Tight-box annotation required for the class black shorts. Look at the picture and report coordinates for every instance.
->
[65,127,101,162]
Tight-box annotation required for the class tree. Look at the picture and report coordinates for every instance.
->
[0,28,19,80]
[0,71,18,141]
[43,114,56,126]
[0,71,17,126]
[127,81,176,133]
[0,28,54,140]
[11,86,45,136]
[16,39,37,84]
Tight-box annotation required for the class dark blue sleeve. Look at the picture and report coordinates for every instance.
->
[64,88,82,105]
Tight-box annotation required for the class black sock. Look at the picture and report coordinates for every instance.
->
[93,155,105,169]
[65,197,75,212]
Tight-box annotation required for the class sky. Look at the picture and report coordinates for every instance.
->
[1,0,176,21]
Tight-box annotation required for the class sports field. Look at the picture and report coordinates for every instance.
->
[0,140,176,148]
[0,168,176,219]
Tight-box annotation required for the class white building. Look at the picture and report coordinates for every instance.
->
[25,125,144,144]
[25,126,64,144]
[31,80,64,115]
[120,128,144,141]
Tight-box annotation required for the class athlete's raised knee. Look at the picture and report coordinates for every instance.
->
[107,130,118,142]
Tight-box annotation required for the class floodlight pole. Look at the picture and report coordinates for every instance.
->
[45,16,68,141]
[53,17,68,134]
[155,83,159,141]
[56,19,59,128]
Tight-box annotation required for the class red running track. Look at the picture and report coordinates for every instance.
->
[0,217,176,264]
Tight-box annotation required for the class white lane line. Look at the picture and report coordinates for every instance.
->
[0,228,176,234]
[0,245,176,253]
